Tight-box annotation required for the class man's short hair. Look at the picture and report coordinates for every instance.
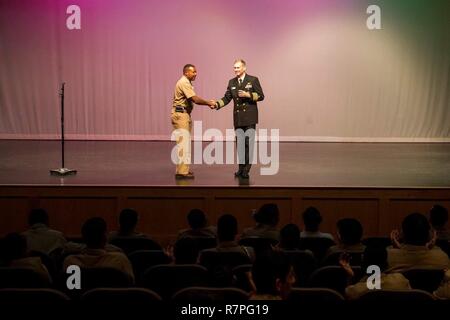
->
[217,214,238,242]
[2,233,27,262]
[254,203,279,226]
[280,223,301,249]
[82,217,107,248]
[119,208,139,232]
[430,204,448,228]
[28,208,49,226]
[302,207,322,232]
[234,59,246,67]
[187,209,207,230]
[337,218,363,245]
[402,213,430,246]
[183,64,195,73]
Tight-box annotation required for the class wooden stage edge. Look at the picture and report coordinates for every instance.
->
[1,185,450,246]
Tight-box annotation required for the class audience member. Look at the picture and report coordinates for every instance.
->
[241,203,279,242]
[429,205,450,241]
[63,217,134,282]
[177,209,216,239]
[300,207,334,241]
[341,245,411,299]
[172,237,199,264]
[279,223,301,250]
[326,218,365,256]
[388,213,450,272]
[22,208,67,255]
[200,214,255,260]
[0,232,51,282]
[109,208,147,241]
[249,250,296,300]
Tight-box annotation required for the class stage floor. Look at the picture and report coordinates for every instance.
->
[0,140,449,188]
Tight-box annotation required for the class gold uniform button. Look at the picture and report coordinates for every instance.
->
[237,110,239,113]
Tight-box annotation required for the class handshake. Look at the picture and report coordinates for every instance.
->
[207,90,251,110]
[208,100,218,110]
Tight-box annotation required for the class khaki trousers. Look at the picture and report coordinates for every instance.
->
[171,111,192,175]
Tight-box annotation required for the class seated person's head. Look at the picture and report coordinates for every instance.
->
[279,224,301,249]
[82,217,108,249]
[217,214,238,242]
[429,205,448,229]
[1,233,28,264]
[174,237,199,264]
[362,245,388,272]
[251,250,296,300]
[337,218,363,246]
[187,209,207,230]
[402,213,430,246]
[254,203,279,227]
[28,208,49,227]
[118,208,138,235]
[302,207,322,232]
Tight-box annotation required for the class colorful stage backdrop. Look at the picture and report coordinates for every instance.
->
[0,0,449,141]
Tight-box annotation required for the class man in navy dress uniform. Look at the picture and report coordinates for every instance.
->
[215,59,265,179]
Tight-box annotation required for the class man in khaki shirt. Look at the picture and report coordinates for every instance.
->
[63,217,135,283]
[171,64,216,179]
[388,212,450,272]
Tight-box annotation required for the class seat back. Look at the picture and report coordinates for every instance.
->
[199,250,253,286]
[142,264,209,300]
[402,268,445,292]
[109,237,162,254]
[288,288,345,303]
[0,288,70,305]
[238,237,278,255]
[81,288,161,304]
[357,289,434,302]
[172,287,249,302]
[298,238,335,261]
[128,250,171,283]
[308,266,361,294]
[362,237,392,248]
[0,267,51,288]
[81,267,133,290]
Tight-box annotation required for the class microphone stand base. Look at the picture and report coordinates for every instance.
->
[50,168,77,176]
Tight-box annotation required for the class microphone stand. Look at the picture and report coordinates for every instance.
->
[50,82,77,176]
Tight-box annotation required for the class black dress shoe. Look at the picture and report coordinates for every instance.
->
[234,170,243,177]
[240,171,249,179]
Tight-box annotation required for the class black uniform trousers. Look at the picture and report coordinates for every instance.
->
[235,124,256,173]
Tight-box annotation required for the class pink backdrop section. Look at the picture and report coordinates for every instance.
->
[0,0,449,141]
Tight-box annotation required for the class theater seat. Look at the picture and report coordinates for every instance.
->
[357,289,435,302]
[0,288,70,305]
[142,264,209,300]
[172,287,249,302]
[0,267,51,288]
[287,288,345,303]
[81,288,161,304]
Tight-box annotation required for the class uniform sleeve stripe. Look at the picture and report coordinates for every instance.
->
[218,99,225,108]
[252,92,259,101]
